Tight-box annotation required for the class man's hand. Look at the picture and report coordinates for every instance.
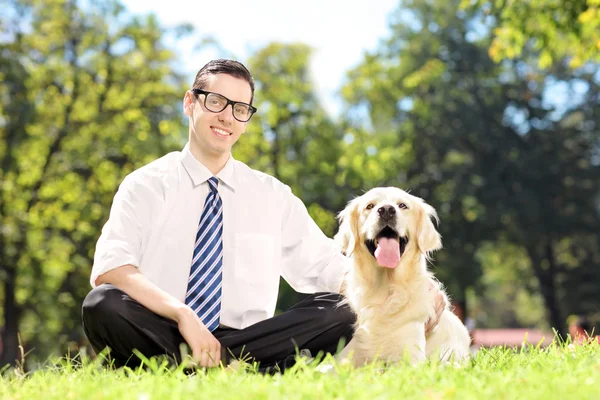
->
[176,308,221,368]
[425,278,447,336]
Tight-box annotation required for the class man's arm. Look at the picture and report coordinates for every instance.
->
[425,278,447,337]
[96,265,222,367]
[91,174,221,367]
[279,190,350,294]
[96,264,190,324]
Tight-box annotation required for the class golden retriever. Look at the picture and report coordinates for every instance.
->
[335,187,470,366]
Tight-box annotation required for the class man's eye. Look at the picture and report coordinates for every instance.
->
[235,106,248,115]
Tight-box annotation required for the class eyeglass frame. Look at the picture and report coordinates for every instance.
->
[191,89,257,122]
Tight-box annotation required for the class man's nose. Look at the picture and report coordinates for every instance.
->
[377,205,396,220]
[218,104,234,123]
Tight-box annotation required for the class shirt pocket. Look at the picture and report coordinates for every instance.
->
[234,233,277,281]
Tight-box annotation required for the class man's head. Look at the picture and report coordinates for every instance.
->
[183,59,256,164]
[191,59,255,105]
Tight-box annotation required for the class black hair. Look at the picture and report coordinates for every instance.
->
[192,59,255,104]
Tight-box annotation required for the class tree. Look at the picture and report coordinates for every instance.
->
[341,0,600,333]
[340,0,496,311]
[462,0,600,69]
[0,0,188,367]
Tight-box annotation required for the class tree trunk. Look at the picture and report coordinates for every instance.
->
[1,265,21,368]
[543,240,565,336]
[526,240,565,337]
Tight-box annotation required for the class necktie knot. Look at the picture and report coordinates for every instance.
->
[207,177,219,193]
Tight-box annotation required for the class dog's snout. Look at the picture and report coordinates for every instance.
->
[377,205,396,220]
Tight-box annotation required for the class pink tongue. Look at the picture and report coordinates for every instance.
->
[375,237,401,268]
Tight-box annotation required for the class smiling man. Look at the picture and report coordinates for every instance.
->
[81,59,357,371]
[82,59,446,372]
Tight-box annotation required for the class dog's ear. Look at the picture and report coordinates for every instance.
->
[416,201,442,255]
[334,198,361,256]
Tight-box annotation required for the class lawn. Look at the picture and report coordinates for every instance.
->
[1,343,599,399]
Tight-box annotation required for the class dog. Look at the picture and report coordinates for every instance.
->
[335,187,470,366]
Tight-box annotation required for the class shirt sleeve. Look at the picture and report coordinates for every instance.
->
[90,175,153,287]
[279,188,351,293]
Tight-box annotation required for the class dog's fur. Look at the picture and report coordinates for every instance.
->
[335,187,470,366]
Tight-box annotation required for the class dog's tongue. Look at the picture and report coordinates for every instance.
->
[375,237,401,268]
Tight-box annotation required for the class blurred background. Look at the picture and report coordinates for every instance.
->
[1,0,599,368]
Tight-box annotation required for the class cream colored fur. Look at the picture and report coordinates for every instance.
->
[335,187,470,366]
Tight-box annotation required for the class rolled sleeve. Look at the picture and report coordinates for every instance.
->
[90,175,150,287]
[279,189,351,294]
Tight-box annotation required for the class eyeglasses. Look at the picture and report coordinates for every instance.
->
[192,89,257,122]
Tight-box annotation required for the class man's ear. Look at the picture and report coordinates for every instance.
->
[334,198,361,256]
[417,201,442,255]
[183,90,195,117]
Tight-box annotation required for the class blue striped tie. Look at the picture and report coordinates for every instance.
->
[185,176,223,331]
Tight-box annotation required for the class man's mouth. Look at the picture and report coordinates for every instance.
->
[365,226,408,268]
[212,126,232,137]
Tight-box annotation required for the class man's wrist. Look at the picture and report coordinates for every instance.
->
[173,304,195,323]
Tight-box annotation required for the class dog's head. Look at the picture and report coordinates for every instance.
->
[335,187,442,268]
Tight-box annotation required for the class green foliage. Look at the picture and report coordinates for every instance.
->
[342,0,600,332]
[0,0,188,366]
[242,43,347,210]
[463,0,600,68]
[471,241,548,329]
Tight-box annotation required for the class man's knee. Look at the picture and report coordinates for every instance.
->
[333,302,357,327]
[311,293,357,328]
[82,283,127,323]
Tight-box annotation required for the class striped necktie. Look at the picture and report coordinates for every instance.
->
[185,176,223,331]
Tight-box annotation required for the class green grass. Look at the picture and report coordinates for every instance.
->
[2,343,599,400]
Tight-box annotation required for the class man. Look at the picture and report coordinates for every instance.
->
[82,59,443,371]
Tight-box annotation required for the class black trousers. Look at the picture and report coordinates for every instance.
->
[82,284,355,372]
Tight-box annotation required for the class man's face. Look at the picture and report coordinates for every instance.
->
[183,73,252,158]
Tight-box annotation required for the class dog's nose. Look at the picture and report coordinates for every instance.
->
[377,205,396,220]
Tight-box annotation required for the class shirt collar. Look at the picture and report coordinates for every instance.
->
[180,142,237,191]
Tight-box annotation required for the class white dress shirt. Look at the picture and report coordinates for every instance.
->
[91,143,350,329]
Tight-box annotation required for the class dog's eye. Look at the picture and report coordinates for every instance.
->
[398,203,408,210]
[366,204,374,210]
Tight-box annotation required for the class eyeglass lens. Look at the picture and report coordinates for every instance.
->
[205,93,252,121]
